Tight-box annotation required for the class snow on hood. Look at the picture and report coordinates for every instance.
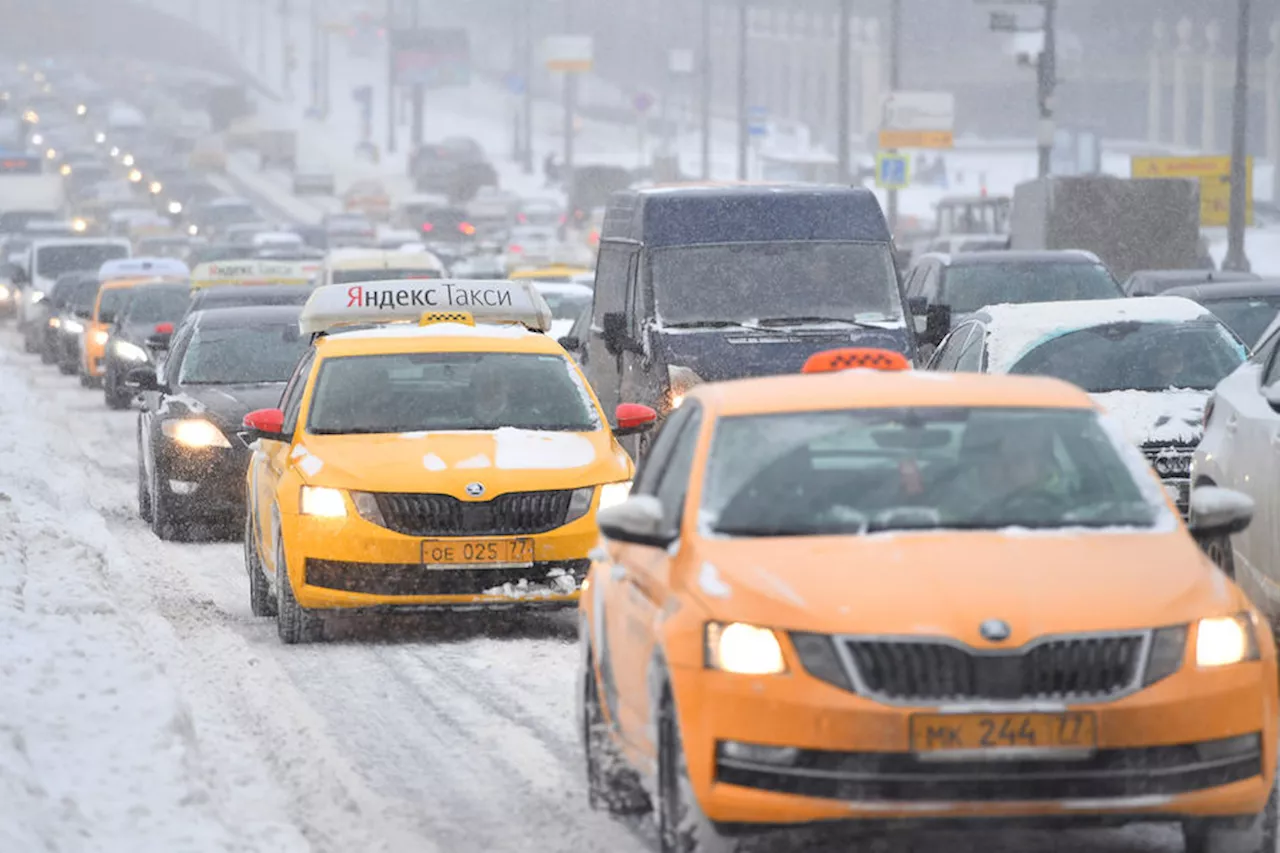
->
[493,428,596,470]
[1091,389,1208,446]
[984,297,1212,375]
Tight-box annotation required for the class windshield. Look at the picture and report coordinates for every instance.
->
[179,323,308,385]
[97,287,132,320]
[1008,321,1246,392]
[650,241,903,327]
[1200,296,1280,349]
[125,285,190,324]
[308,352,600,434]
[199,204,258,226]
[35,244,128,280]
[72,280,102,313]
[703,407,1161,536]
[331,268,442,284]
[944,262,1121,314]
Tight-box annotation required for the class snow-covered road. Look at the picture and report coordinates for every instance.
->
[0,328,1194,852]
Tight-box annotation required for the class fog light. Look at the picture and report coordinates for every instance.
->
[168,480,198,495]
[718,741,801,766]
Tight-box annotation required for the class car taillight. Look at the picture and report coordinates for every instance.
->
[421,222,434,232]
[508,244,523,254]
[517,213,527,224]
[459,222,476,235]
[588,229,600,245]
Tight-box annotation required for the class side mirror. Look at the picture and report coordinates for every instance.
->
[146,332,171,350]
[924,304,951,346]
[614,402,658,437]
[243,408,289,442]
[99,310,115,325]
[557,334,581,352]
[1265,384,1280,415]
[124,366,162,392]
[597,495,676,548]
[74,306,92,320]
[907,296,927,315]
[602,311,629,356]
[1189,486,1254,538]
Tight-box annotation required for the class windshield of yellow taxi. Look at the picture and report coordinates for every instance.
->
[702,406,1163,535]
[307,351,601,434]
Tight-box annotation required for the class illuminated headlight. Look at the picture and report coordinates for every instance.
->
[128,169,142,183]
[0,285,9,300]
[122,154,135,166]
[110,146,120,157]
[113,340,149,362]
[95,132,106,144]
[63,319,84,334]
[188,224,199,236]
[91,329,109,345]
[161,419,232,449]
[48,316,60,328]
[76,104,87,116]
[168,200,183,215]
[1195,614,1259,668]
[598,481,632,512]
[29,133,43,146]
[300,485,347,517]
[71,217,87,232]
[45,147,56,160]
[59,163,71,176]
[706,622,787,675]
[668,364,703,410]
[149,181,163,195]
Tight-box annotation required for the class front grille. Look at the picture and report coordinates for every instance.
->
[715,735,1262,802]
[1142,444,1193,516]
[373,490,574,536]
[843,634,1146,703]
[305,558,589,597]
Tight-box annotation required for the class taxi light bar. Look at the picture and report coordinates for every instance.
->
[298,279,554,335]
[99,257,190,281]
[190,259,318,289]
[802,347,912,375]
[420,311,475,327]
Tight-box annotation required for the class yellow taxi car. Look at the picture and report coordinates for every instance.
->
[508,264,592,285]
[241,279,657,643]
[580,351,1277,853]
[318,248,446,288]
[81,257,190,386]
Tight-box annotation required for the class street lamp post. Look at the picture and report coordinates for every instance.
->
[836,0,851,183]
[736,0,748,181]
[984,0,1058,178]
[1224,0,1253,272]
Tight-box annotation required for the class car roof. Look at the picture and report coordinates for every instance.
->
[190,283,312,303]
[1126,269,1259,284]
[690,371,1096,418]
[1161,280,1280,301]
[938,250,1101,267]
[191,304,303,328]
[317,321,560,357]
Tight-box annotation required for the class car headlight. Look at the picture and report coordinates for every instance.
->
[706,622,787,675]
[122,154,135,166]
[300,485,347,517]
[351,491,385,526]
[161,419,232,449]
[114,340,149,362]
[95,131,106,144]
[598,481,632,512]
[48,316,60,328]
[168,200,183,214]
[71,217,87,232]
[188,224,199,236]
[30,133,43,146]
[149,181,163,195]
[0,285,10,300]
[92,329,109,345]
[1195,613,1259,668]
[63,319,84,334]
[668,364,703,410]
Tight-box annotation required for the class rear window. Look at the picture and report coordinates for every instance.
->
[179,322,308,385]
[944,262,1121,314]
[36,244,129,280]
[125,285,191,323]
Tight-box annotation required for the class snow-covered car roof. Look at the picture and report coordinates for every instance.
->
[979,296,1215,375]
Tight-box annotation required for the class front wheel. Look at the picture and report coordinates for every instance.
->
[104,364,132,410]
[1184,782,1277,853]
[657,694,737,853]
[150,462,184,541]
[137,430,152,523]
[583,653,650,815]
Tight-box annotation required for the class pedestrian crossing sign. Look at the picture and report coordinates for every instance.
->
[876,153,910,190]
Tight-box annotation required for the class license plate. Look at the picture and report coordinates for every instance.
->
[910,712,1096,759]
[420,538,534,569]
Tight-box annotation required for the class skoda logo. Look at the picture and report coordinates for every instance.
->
[980,619,1012,643]
[465,482,486,497]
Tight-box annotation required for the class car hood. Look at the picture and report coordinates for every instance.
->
[655,324,913,383]
[684,529,1242,643]
[165,383,287,432]
[1090,389,1208,447]
[294,428,633,492]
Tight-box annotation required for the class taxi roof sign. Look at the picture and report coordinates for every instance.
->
[191,259,317,289]
[299,279,554,335]
[99,257,190,281]
[802,348,912,374]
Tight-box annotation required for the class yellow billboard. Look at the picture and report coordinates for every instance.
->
[1131,155,1253,227]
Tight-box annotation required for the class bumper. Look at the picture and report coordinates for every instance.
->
[282,510,596,610]
[670,658,1277,827]
[157,442,250,519]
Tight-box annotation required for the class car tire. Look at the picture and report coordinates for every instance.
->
[150,462,184,541]
[22,329,37,354]
[275,537,323,644]
[245,512,277,618]
[40,339,56,364]
[583,651,651,815]
[58,356,76,376]
[104,364,131,410]
[137,430,153,524]
[656,692,737,853]
[1183,781,1277,853]
[1201,532,1236,581]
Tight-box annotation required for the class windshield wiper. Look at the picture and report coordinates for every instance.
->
[746,316,889,329]
[712,524,820,538]
[662,320,750,329]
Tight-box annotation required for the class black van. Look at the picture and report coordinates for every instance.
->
[564,184,915,435]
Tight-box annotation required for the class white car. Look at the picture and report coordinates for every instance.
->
[927,296,1248,516]
[1193,313,1280,604]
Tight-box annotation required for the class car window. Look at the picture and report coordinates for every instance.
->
[634,404,696,496]
[280,350,316,434]
[943,263,1121,313]
[929,324,975,371]
[1263,341,1280,388]
[653,407,703,531]
[955,326,986,372]
[179,323,309,385]
[591,243,631,326]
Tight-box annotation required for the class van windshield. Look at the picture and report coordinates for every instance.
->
[649,241,902,328]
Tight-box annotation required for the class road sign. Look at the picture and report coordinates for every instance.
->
[879,91,955,150]
[542,35,594,73]
[876,152,910,189]
[877,129,954,149]
[1131,155,1254,227]
[748,105,769,138]
[391,28,471,89]
[633,92,655,114]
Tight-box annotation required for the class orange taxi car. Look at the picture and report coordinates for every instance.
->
[80,257,190,386]
[580,358,1278,852]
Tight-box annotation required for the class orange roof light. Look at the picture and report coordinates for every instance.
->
[802,347,912,374]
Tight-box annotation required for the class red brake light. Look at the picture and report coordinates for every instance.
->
[508,244,523,254]
[154,322,174,334]
[517,213,527,224]
[421,222,434,232]
[459,222,476,236]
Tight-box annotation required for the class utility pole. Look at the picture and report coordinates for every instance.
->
[410,0,425,149]
[836,0,851,183]
[562,0,577,175]
[522,0,534,174]
[1036,0,1059,178]
[700,0,712,179]
[281,0,293,99]
[386,0,397,153]
[1224,0,1253,272]
[258,0,268,77]
[736,0,748,181]
[887,0,902,230]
